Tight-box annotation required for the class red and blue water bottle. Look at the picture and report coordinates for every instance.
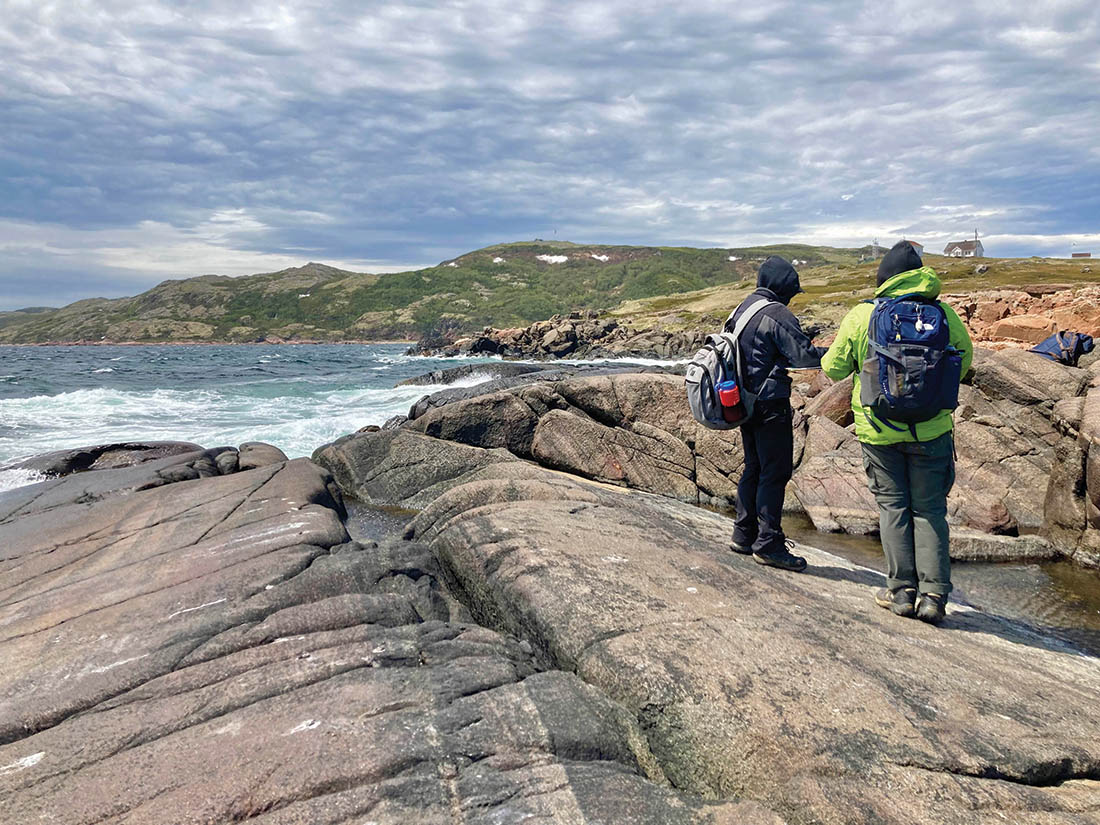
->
[716,378,746,424]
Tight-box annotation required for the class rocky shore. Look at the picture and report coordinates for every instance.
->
[5,350,1100,824]
[413,309,708,360]
[343,349,1100,567]
[413,283,1100,361]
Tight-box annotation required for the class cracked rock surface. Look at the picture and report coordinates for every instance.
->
[0,449,767,824]
[406,459,1100,824]
[317,371,745,509]
[319,358,1084,563]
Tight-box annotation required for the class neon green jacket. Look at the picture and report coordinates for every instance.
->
[820,266,973,445]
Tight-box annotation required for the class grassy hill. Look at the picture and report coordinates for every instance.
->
[0,242,850,344]
[2,242,1092,344]
[0,306,56,331]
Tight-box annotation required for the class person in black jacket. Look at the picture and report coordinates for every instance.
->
[726,256,824,571]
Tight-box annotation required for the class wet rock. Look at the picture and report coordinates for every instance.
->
[2,441,205,476]
[214,448,239,475]
[407,389,544,456]
[948,529,1060,562]
[237,441,289,470]
[0,448,249,522]
[395,362,548,387]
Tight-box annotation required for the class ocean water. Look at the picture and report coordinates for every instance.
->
[0,343,680,491]
[0,344,501,487]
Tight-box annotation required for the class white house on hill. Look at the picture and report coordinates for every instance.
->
[944,239,984,257]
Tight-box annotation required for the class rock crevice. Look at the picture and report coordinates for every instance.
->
[1,444,759,824]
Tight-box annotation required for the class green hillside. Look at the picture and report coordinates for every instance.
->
[7,241,1082,345]
[0,306,55,331]
[0,242,854,344]
[610,253,1099,334]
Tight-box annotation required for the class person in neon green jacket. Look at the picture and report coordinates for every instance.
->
[821,240,973,624]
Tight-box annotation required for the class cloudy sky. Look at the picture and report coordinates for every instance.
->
[1,1,1098,309]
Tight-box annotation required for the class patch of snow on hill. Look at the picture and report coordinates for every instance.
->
[728,256,740,262]
[590,254,610,262]
[536,255,568,264]
[493,257,505,263]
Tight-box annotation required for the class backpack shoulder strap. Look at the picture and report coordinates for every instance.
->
[726,299,776,383]
[729,298,775,341]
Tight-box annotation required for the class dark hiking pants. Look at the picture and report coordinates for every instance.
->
[860,432,955,596]
[734,400,794,555]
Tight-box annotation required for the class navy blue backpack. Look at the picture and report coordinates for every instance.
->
[859,294,963,433]
[1029,331,1094,367]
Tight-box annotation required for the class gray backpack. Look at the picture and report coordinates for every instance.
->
[685,299,775,429]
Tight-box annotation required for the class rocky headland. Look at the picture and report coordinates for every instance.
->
[4,349,1100,824]
[413,309,709,360]
[414,282,1100,362]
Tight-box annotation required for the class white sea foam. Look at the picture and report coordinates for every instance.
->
[555,356,689,367]
[0,386,401,464]
[0,373,496,468]
[0,345,666,482]
[0,468,48,493]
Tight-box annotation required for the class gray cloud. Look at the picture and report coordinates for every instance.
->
[1,0,1098,308]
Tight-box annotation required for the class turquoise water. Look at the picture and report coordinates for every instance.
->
[0,344,499,484]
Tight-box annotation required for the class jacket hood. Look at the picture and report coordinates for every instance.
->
[876,240,924,285]
[756,256,802,304]
[874,266,942,299]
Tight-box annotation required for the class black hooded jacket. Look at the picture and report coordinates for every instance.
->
[724,256,823,402]
[876,239,924,285]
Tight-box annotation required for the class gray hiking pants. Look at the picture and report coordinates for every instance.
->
[860,432,955,596]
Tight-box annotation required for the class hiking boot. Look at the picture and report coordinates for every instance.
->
[730,542,754,555]
[874,586,917,618]
[753,541,807,572]
[916,593,947,625]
